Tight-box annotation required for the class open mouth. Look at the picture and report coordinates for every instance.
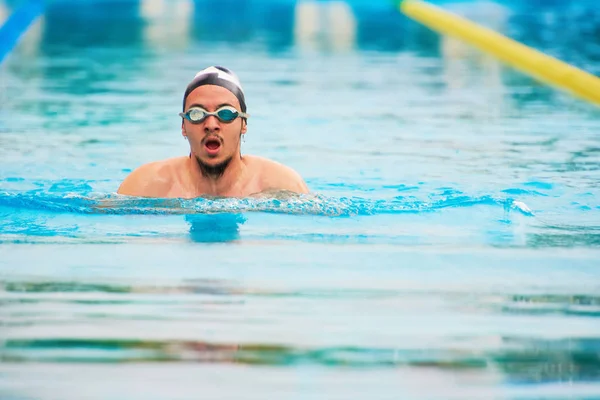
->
[204,138,222,153]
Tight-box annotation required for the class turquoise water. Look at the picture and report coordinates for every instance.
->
[1,0,600,399]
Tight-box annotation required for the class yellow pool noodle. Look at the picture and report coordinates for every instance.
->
[398,0,600,107]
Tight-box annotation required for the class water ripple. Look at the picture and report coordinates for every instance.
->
[0,190,533,217]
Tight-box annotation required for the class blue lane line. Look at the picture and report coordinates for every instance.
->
[0,0,45,64]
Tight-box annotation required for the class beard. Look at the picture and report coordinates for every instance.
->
[195,154,233,179]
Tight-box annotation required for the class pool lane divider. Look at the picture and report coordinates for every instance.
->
[398,0,600,108]
[0,0,44,64]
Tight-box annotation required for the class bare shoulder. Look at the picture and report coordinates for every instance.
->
[117,157,185,197]
[245,155,309,194]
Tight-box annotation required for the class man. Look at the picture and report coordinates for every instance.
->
[117,66,309,198]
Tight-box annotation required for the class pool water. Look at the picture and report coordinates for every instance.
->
[1,0,599,399]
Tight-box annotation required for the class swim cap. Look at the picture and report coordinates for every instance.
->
[182,66,247,113]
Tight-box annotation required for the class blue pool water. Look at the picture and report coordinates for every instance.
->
[1,0,600,399]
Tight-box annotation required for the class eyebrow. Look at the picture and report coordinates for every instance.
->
[187,103,235,110]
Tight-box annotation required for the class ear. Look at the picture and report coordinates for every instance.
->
[241,119,247,135]
[181,121,187,139]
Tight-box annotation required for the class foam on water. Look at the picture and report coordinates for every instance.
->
[0,188,534,217]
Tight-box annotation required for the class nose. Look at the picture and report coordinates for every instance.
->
[203,115,220,134]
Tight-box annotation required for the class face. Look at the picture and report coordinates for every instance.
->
[182,85,247,175]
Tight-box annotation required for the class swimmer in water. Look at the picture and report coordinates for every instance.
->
[117,66,309,198]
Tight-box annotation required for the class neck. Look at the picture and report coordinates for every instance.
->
[188,153,246,197]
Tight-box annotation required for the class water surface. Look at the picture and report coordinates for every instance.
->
[1,0,599,399]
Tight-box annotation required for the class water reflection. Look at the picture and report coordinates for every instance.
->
[496,337,600,384]
[2,279,599,384]
[294,1,357,53]
[526,231,600,248]
[438,2,510,118]
[140,0,192,50]
[2,336,598,384]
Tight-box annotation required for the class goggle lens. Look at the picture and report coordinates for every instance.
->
[188,108,206,121]
[216,108,237,122]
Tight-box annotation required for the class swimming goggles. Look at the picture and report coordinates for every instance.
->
[179,106,249,124]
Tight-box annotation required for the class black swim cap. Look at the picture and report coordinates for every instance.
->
[182,66,247,113]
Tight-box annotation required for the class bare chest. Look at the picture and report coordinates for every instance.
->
[164,171,263,198]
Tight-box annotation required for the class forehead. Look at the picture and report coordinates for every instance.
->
[185,85,240,110]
